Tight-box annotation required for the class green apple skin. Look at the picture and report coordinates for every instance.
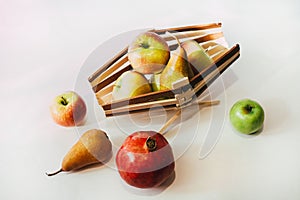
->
[150,73,161,91]
[128,32,170,74]
[150,73,169,100]
[112,71,152,101]
[50,91,87,127]
[229,99,265,134]
[181,40,213,73]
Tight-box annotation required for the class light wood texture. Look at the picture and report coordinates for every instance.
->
[154,22,222,33]
[168,32,224,51]
[192,46,240,95]
[91,56,128,87]
[159,109,181,134]
[104,98,178,116]
[88,46,128,83]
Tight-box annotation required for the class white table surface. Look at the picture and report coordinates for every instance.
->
[1,0,300,199]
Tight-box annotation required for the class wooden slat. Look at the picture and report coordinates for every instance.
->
[105,104,177,117]
[159,100,220,133]
[211,50,228,62]
[154,22,222,34]
[206,45,228,57]
[169,32,224,51]
[96,84,114,97]
[92,64,132,93]
[162,30,207,42]
[194,32,224,43]
[193,45,240,97]
[88,46,128,83]
[201,41,220,50]
[195,55,240,98]
[105,98,178,116]
[95,84,114,105]
[101,93,113,105]
[95,93,105,105]
[102,89,177,110]
[91,56,129,87]
[193,52,238,95]
[190,44,240,89]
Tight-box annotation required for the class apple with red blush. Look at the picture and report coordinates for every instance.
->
[50,91,87,127]
[128,32,170,74]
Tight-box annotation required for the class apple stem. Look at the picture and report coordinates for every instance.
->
[166,31,181,47]
[245,105,253,114]
[140,42,150,49]
[60,96,68,106]
[46,169,63,177]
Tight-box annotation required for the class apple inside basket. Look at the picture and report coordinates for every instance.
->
[88,23,240,117]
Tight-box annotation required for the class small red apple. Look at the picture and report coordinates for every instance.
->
[116,131,175,188]
[50,91,87,127]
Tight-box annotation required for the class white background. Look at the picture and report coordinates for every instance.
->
[1,0,300,199]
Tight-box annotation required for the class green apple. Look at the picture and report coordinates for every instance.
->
[229,99,265,134]
[50,91,87,127]
[128,32,170,74]
[112,71,152,101]
[181,40,213,73]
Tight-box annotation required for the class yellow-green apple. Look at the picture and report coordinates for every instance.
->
[181,40,213,73]
[128,32,170,74]
[230,99,265,134]
[112,71,152,101]
[50,91,87,127]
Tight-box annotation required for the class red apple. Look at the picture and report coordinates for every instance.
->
[128,32,170,74]
[50,91,87,127]
[116,131,175,188]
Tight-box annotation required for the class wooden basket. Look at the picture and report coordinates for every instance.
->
[88,23,240,117]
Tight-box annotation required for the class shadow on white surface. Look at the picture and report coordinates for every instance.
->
[230,124,264,138]
[45,150,113,177]
[120,171,176,196]
[198,69,239,159]
[262,98,290,134]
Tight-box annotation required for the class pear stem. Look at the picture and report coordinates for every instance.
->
[46,169,63,176]
[166,31,181,47]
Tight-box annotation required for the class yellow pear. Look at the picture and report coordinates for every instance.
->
[181,40,213,73]
[150,73,161,91]
[160,36,194,90]
[46,129,112,176]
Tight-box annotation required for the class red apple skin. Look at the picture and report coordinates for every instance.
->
[116,131,175,188]
[50,91,87,127]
